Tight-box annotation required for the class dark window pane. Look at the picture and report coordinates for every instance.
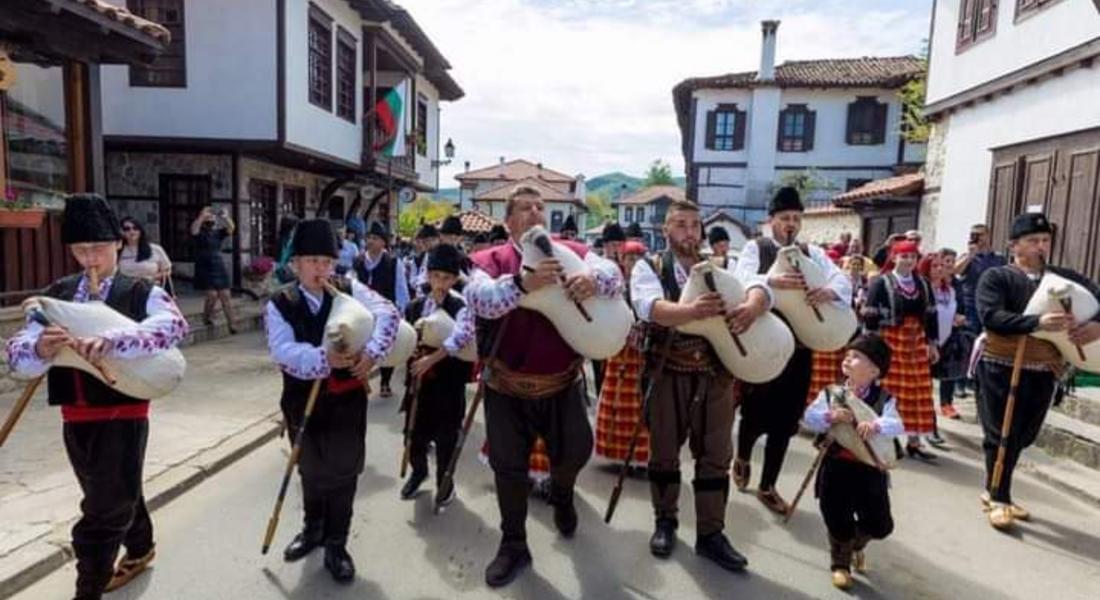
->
[308,10,332,110]
[128,0,187,87]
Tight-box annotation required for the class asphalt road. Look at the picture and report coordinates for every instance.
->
[13,373,1100,599]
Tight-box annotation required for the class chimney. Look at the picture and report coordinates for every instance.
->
[464,161,470,172]
[499,156,505,165]
[758,20,780,81]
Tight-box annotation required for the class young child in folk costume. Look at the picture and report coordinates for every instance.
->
[974,213,1100,530]
[400,243,475,505]
[595,237,650,463]
[353,220,408,399]
[265,219,399,583]
[4,195,189,600]
[862,239,940,460]
[803,334,902,590]
[732,187,852,515]
[465,185,621,587]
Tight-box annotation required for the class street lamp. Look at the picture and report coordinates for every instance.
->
[432,138,455,168]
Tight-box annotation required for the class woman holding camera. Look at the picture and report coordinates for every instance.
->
[191,206,238,333]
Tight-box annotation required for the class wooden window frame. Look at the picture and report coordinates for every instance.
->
[846,97,888,146]
[415,95,429,157]
[1014,0,1065,22]
[957,0,998,53]
[777,104,815,153]
[704,103,746,151]
[128,0,187,88]
[335,27,356,122]
[308,4,333,111]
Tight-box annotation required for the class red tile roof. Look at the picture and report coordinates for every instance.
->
[438,209,498,234]
[832,173,924,205]
[473,176,582,205]
[457,159,575,183]
[615,185,685,206]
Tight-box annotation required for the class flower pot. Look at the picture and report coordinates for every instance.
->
[0,208,46,229]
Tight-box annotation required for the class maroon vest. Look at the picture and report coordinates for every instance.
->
[471,240,589,375]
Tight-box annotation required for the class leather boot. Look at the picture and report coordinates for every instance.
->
[484,544,532,588]
[323,545,356,583]
[401,470,428,500]
[649,518,678,558]
[694,532,748,572]
[829,535,854,573]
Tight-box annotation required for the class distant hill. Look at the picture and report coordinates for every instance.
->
[433,171,685,204]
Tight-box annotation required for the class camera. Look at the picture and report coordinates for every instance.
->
[968,233,980,245]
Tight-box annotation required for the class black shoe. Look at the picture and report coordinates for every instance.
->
[324,545,356,583]
[649,519,677,558]
[695,532,748,572]
[906,444,937,461]
[283,530,323,562]
[531,478,552,503]
[401,471,428,500]
[550,488,578,538]
[484,546,532,588]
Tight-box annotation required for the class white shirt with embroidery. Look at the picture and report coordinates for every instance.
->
[803,385,904,438]
[265,278,399,380]
[464,243,623,319]
[629,255,773,323]
[5,274,189,379]
[734,239,852,309]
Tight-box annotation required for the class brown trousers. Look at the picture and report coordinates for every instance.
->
[646,369,735,537]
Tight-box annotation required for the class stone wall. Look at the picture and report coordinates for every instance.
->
[800,208,861,245]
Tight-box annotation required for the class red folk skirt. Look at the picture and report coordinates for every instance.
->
[880,316,936,435]
[594,343,648,462]
[479,438,550,480]
[806,348,846,406]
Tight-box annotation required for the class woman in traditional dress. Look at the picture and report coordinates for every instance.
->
[923,249,968,421]
[595,240,650,464]
[862,239,940,460]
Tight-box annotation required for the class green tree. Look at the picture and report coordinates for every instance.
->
[397,196,455,238]
[585,192,615,230]
[898,41,930,144]
[643,159,675,186]
[770,168,838,204]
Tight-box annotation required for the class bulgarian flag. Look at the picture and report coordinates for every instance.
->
[373,80,406,157]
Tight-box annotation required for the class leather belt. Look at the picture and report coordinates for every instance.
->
[485,358,582,400]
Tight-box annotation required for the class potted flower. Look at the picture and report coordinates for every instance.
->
[0,187,46,229]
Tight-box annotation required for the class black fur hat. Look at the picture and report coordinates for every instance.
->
[1009,212,1054,241]
[62,194,121,244]
[440,215,463,236]
[427,243,463,275]
[603,222,626,243]
[846,333,892,378]
[625,222,644,239]
[489,224,509,242]
[768,186,804,215]
[292,219,339,258]
[708,226,730,245]
[416,223,439,239]
[367,220,389,239]
[561,215,578,234]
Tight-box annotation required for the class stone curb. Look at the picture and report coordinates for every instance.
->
[0,412,283,599]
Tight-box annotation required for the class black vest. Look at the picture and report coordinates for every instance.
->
[405,292,472,382]
[405,291,465,323]
[354,252,397,302]
[45,273,152,406]
[642,251,713,357]
[754,237,810,275]
[272,285,357,401]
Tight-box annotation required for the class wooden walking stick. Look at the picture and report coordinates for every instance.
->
[0,376,44,449]
[399,361,423,479]
[784,437,831,524]
[261,377,323,555]
[434,314,511,514]
[990,336,1028,496]
[605,330,675,524]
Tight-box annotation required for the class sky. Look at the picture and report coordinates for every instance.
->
[398,0,934,187]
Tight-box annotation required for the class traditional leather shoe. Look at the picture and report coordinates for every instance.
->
[484,546,532,588]
[401,471,428,500]
[283,530,323,562]
[832,569,854,590]
[324,545,356,583]
[980,492,1030,521]
[649,519,677,558]
[756,488,790,515]
[987,503,1016,531]
[732,458,750,492]
[695,532,748,572]
[104,546,156,592]
[906,444,937,461]
[380,384,393,399]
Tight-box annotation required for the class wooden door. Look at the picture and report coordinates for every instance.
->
[248,179,278,258]
[160,174,212,262]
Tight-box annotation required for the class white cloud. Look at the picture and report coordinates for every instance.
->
[397,0,932,188]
